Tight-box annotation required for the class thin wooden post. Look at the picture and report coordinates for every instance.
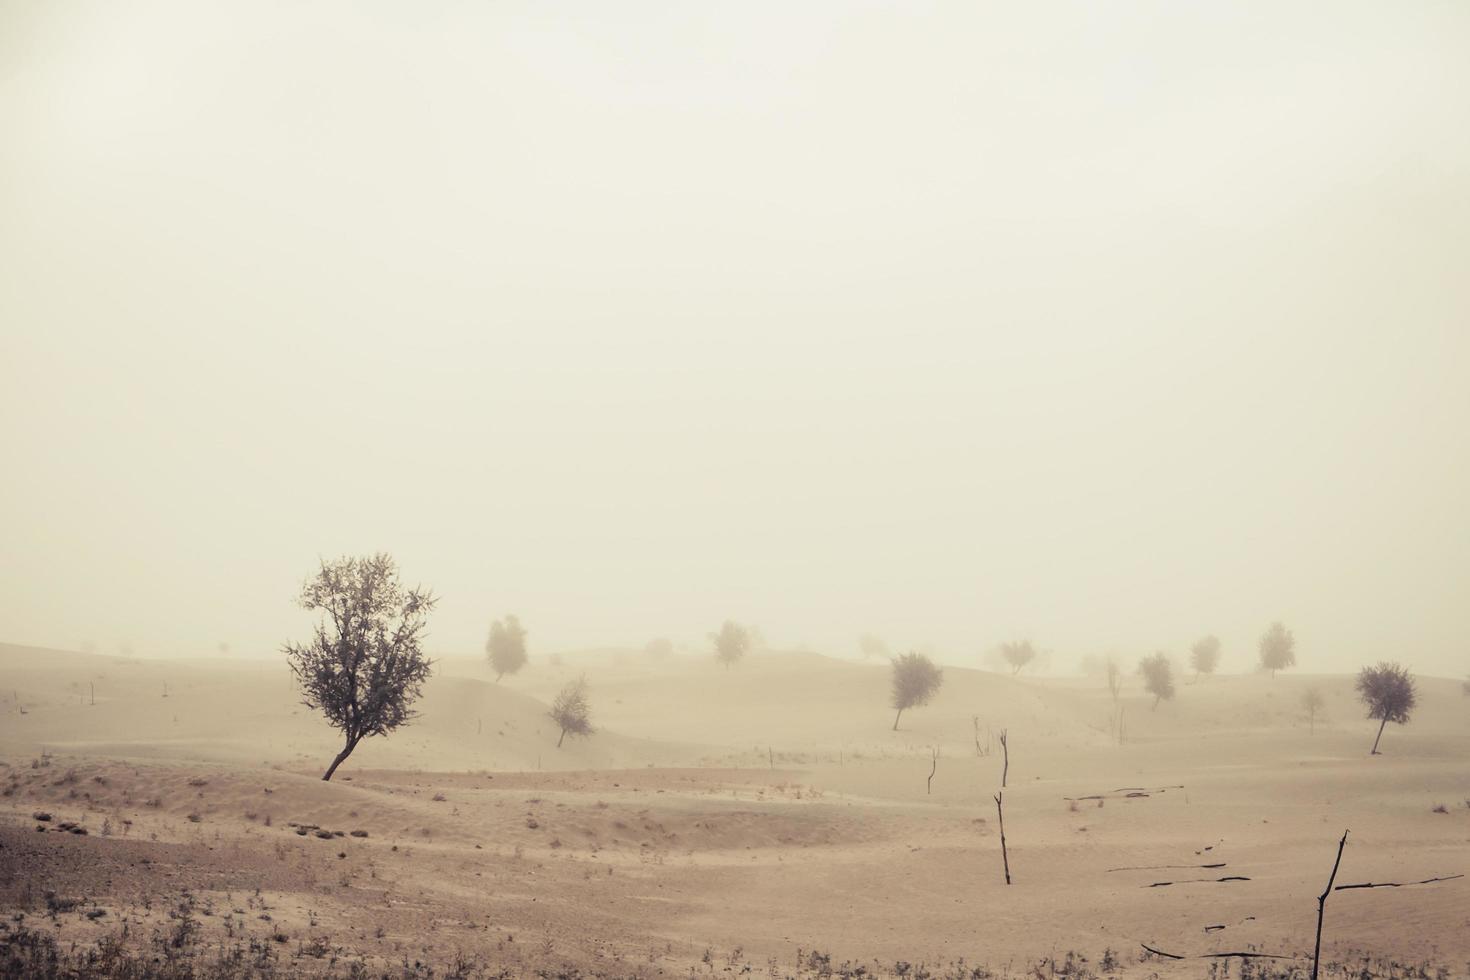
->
[1312,830,1349,980]
[926,746,938,794]
[999,729,1009,788]
[994,791,1011,884]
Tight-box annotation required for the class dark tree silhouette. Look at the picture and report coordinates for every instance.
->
[284,554,435,781]
[1000,641,1036,676]
[858,633,889,661]
[1190,635,1221,678]
[486,615,528,681]
[1301,687,1325,735]
[712,620,750,670]
[1355,662,1416,755]
[1138,653,1175,710]
[1258,621,1296,678]
[890,652,944,730]
[549,676,594,747]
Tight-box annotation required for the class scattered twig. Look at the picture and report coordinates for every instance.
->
[1107,863,1226,872]
[1201,952,1294,960]
[1140,943,1183,960]
[999,729,1009,788]
[1145,876,1250,888]
[1312,829,1349,980]
[1335,874,1462,890]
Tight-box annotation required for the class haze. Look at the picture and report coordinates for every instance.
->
[3,1,1468,675]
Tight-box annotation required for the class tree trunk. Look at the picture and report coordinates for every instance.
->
[892,708,903,731]
[322,738,357,781]
[557,728,566,748]
[1370,717,1387,755]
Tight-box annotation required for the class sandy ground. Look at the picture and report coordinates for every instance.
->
[2,642,1468,978]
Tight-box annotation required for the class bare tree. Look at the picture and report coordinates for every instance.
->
[284,554,436,781]
[1000,641,1036,676]
[1105,657,1122,703]
[486,615,528,681]
[890,652,943,730]
[1355,662,1416,755]
[1301,687,1325,735]
[1258,621,1296,678]
[1138,653,1175,710]
[549,676,594,748]
[858,633,889,661]
[1190,635,1221,678]
[712,620,750,670]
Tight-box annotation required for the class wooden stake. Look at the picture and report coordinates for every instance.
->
[926,746,938,795]
[999,729,1009,788]
[1312,830,1349,980]
[994,791,1011,884]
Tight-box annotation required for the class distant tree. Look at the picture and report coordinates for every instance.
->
[486,615,528,681]
[644,637,674,660]
[1105,657,1123,703]
[1461,676,1469,697]
[712,620,750,670]
[549,676,594,748]
[890,652,944,730]
[1301,687,1325,735]
[1355,662,1416,755]
[1000,641,1037,676]
[284,554,436,781]
[858,633,889,661]
[1258,621,1296,678]
[1137,653,1175,710]
[1190,636,1221,678]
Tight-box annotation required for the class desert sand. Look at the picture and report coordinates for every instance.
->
[2,642,1467,978]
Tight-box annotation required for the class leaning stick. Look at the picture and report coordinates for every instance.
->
[1335,873,1462,890]
[1312,830,1349,980]
[926,746,938,795]
[999,729,1009,788]
[1140,943,1183,960]
[994,791,1011,884]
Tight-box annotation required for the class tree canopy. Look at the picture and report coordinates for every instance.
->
[486,615,528,681]
[1000,641,1036,676]
[284,554,436,781]
[549,676,594,748]
[1355,662,1416,754]
[1138,652,1175,709]
[1258,621,1296,677]
[890,652,944,730]
[1190,635,1221,676]
[712,620,750,669]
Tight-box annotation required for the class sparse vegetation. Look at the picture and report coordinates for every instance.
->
[1302,687,1325,735]
[283,553,436,781]
[1355,661,1416,755]
[889,652,943,730]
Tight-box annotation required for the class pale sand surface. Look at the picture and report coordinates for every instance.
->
[3,643,1467,977]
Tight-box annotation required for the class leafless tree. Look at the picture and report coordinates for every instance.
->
[1138,653,1175,710]
[890,652,943,730]
[1258,621,1296,678]
[1190,635,1221,678]
[1105,657,1122,703]
[284,554,436,781]
[1000,641,1036,676]
[1301,687,1325,735]
[486,615,528,681]
[712,620,750,669]
[1355,662,1416,755]
[549,676,594,747]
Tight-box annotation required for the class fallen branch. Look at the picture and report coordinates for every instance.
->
[1108,863,1226,872]
[926,746,938,795]
[1140,943,1183,960]
[994,791,1011,885]
[1201,952,1294,960]
[1146,876,1249,887]
[1335,874,1462,890]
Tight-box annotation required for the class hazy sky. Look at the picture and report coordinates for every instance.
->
[3,2,1468,675]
